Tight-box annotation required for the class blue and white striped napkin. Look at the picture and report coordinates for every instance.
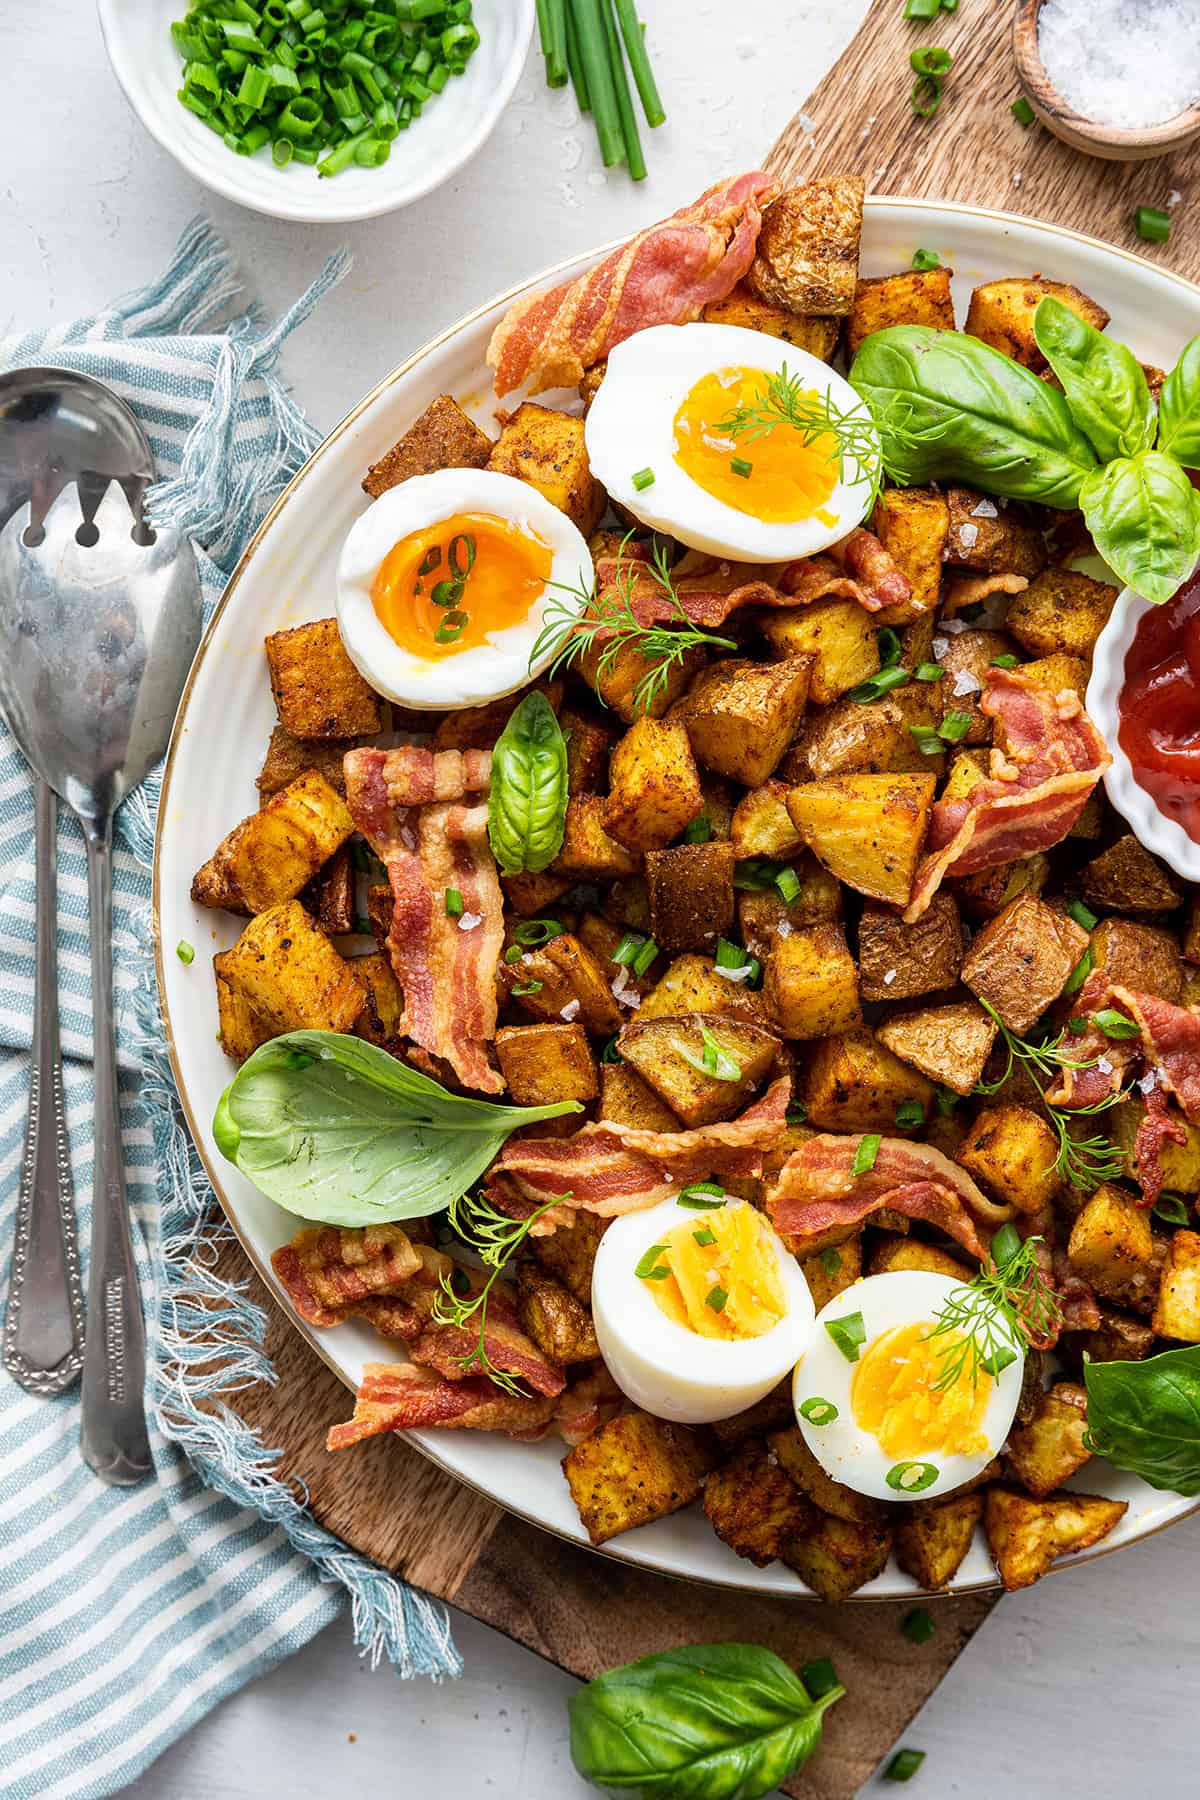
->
[0,221,459,1800]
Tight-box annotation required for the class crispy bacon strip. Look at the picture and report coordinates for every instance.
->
[487,171,778,396]
[940,571,1030,617]
[270,1225,421,1328]
[326,1362,558,1450]
[594,542,783,629]
[508,1363,626,1445]
[904,670,1110,922]
[777,527,913,615]
[344,746,504,1093]
[1133,1085,1190,1210]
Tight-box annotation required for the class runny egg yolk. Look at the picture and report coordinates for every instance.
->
[850,1321,992,1460]
[672,366,839,524]
[371,510,553,659]
[648,1204,787,1341]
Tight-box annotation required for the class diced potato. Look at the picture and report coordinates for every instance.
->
[943,489,1047,576]
[786,684,944,780]
[604,875,653,933]
[602,717,703,851]
[530,1211,608,1304]
[1004,569,1118,661]
[578,635,705,722]
[1090,917,1183,1003]
[1069,792,1105,842]
[1067,1183,1160,1309]
[955,852,1051,923]
[486,402,605,535]
[562,1410,714,1545]
[214,951,274,1061]
[871,487,950,623]
[800,1234,863,1310]
[616,1012,779,1127]
[702,284,839,357]
[1110,1099,1200,1197]
[709,1381,796,1448]
[894,1492,983,1591]
[577,911,657,994]
[787,773,936,907]
[746,175,865,316]
[361,393,492,497]
[768,1425,890,1525]
[220,900,366,1034]
[983,1486,1126,1592]
[353,950,405,1050]
[578,362,606,414]
[965,277,1110,371]
[495,1023,598,1107]
[1005,1383,1091,1499]
[759,596,880,703]
[500,933,623,1036]
[763,922,861,1040]
[845,267,956,360]
[730,781,806,859]
[1152,1229,1200,1341]
[431,684,559,752]
[514,1263,599,1365]
[645,841,736,954]
[553,795,642,879]
[560,704,617,795]
[958,1104,1062,1214]
[309,842,354,935]
[638,953,766,1023]
[703,1439,818,1567]
[502,870,573,916]
[960,891,1089,1033]
[256,724,361,799]
[1018,653,1090,703]
[674,656,812,786]
[737,856,842,960]
[598,1062,682,1130]
[798,1027,934,1132]
[193,770,355,916]
[933,629,1017,745]
[1082,833,1185,915]
[877,1000,997,1097]
[1082,1304,1156,1363]
[265,617,383,739]
[866,1234,972,1280]
[696,775,737,841]
[858,894,963,1002]
[783,1511,893,1601]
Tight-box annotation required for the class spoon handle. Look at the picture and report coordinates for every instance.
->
[3,779,86,1395]
[79,821,152,1486]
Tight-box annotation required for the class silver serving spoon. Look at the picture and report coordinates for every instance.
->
[0,368,202,1484]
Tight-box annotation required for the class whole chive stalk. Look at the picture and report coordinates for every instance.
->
[570,0,625,166]
[598,0,645,178]
[613,0,664,127]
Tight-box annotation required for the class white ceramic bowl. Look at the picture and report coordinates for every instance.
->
[1087,586,1200,884]
[97,0,535,224]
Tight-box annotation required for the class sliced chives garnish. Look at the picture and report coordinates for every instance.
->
[911,45,952,77]
[877,626,903,668]
[849,665,910,704]
[705,1284,728,1313]
[730,456,753,479]
[692,1226,717,1246]
[1153,1194,1191,1226]
[444,887,464,917]
[913,662,943,682]
[1066,898,1098,930]
[787,1101,808,1126]
[514,918,566,945]
[990,1222,1022,1268]
[990,653,1019,668]
[1091,1007,1141,1040]
[612,929,646,966]
[1136,206,1171,243]
[678,1182,727,1209]
[631,466,656,491]
[801,1657,840,1699]
[894,1100,925,1128]
[176,939,196,965]
[819,1246,840,1275]
[775,865,801,904]
[981,1343,1019,1377]
[825,1311,866,1362]
[911,247,940,271]
[798,1396,839,1425]
[886,1460,939,1493]
[635,1243,671,1281]
[903,0,939,16]
[511,980,543,996]
[1011,95,1035,126]
[885,1749,927,1783]
[503,945,524,964]
[631,936,659,978]
[909,723,946,755]
[1063,945,1094,995]
[852,1133,881,1176]
[683,814,711,843]
[600,1034,622,1063]
[939,711,974,742]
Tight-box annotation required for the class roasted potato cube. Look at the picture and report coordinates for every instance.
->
[487,402,604,535]
[800,1234,863,1310]
[495,1023,598,1107]
[256,724,361,799]
[353,950,405,1049]
[601,717,703,851]
[617,1012,779,1126]
[1005,1383,1091,1499]
[1082,833,1184,915]
[737,858,842,960]
[530,1211,607,1304]
[562,1410,713,1545]
[432,682,560,753]
[763,922,861,1040]
[1111,1098,1200,1196]
[894,1492,983,1591]
[1017,653,1090,704]
[786,684,944,781]
[639,953,766,1024]
[515,1263,599,1365]
[645,841,736,954]
[1082,1304,1156,1364]
[759,596,880,703]
[768,1425,890,1525]
[578,635,705,722]
[871,487,950,623]
[858,894,963,1002]
[787,773,936,907]
[965,278,1110,371]
[1004,568,1117,661]
[362,393,491,497]
[214,951,274,1061]
[703,1439,818,1567]
[961,891,1089,1033]
[943,488,1047,576]
[1152,1229,1200,1340]
[958,1104,1061,1214]
[265,618,382,740]
[746,175,864,316]
[220,900,366,1034]
[798,1027,934,1133]
[933,629,1018,745]
[502,870,573,917]
[1090,917,1183,1003]
[709,1381,796,1447]
[553,795,642,879]
[674,656,812,786]
[866,1234,972,1280]
[702,284,839,357]
[501,933,623,1036]
[1067,1183,1160,1308]
[598,1062,682,1130]
[783,1510,892,1600]
[194,769,356,915]
[560,704,616,795]
[310,842,355,935]
[845,266,955,360]
[955,852,1051,923]
[730,781,806,860]
[877,1000,997,1097]
[983,1486,1126,1591]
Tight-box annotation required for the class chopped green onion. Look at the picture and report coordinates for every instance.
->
[612,930,646,967]
[885,1749,927,1783]
[1136,206,1172,244]
[801,1657,840,1700]
[911,248,940,271]
[990,1222,1022,1267]
[825,1311,866,1362]
[600,1034,622,1063]
[1063,946,1094,996]
[1153,1193,1192,1227]
[730,456,753,479]
[981,1344,1020,1377]
[886,1460,939,1493]
[511,980,544,997]
[631,466,655,491]
[909,723,944,756]
[514,918,566,946]
[503,945,525,965]
[176,939,196,965]
[852,1133,881,1175]
[912,662,942,683]
[877,626,904,669]
[910,45,952,76]
[631,937,659,979]
[598,0,646,181]
[715,936,758,982]
[1066,899,1098,931]
[678,1182,727,1210]
[787,1101,808,1127]
[903,0,939,16]
[902,1607,936,1644]
[1011,95,1036,126]
[1068,1015,1088,1034]
[911,73,943,119]
[692,1226,717,1246]
[820,1246,841,1276]
[990,653,1019,669]
[850,665,911,704]
[683,814,712,844]
[705,1284,728,1314]
[635,1243,671,1281]
[935,1085,958,1117]
[939,711,974,743]
[672,1022,742,1083]
[799,1396,839,1425]
[1091,1008,1141,1040]
[895,1099,925,1128]
[775,866,802,904]
[444,887,464,918]
[614,0,665,128]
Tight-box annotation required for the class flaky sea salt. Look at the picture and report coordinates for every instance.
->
[1097,1055,1114,1075]
[610,964,641,1009]
[952,668,982,697]
[940,617,970,635]
[457,911,482,931]
[1139,1069,1160,1095]
[932,634,950,659]
[958,521,980,549]
[972,499,999,519]
[883,968,897,987]
[1038,0,1200,131]
[559,999,581,1021]
[776,920,794,938]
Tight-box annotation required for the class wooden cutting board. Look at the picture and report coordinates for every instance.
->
[209,5,1200,1793]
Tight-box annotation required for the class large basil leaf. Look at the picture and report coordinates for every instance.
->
[849,325,1098,507]
[568,1642,843,1799]
[213,1030,580,1225]
[1156,329,1200,468]
[1079,449,1200,604]
[1084,1345,1200,1494]
[488,690,569,875]
[1033,296,1155,463]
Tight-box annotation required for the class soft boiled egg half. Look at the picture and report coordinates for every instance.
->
[590,1191,815,1425]
[584,321,879,563]
[336,468,593,709]
[793,1271,1025,1503]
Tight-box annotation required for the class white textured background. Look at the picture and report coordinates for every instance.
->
[4,2,1199,1794]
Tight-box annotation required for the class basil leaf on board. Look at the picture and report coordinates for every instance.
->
[1084,1345,1200,1495]
[487,690,569,875]
[568,1642,844,1799]
[1078,449,1200,604]
[1033,296,1155,463]
[1155,329,1200,468]
[849,325,1098,507]
[213,1030,580,1225]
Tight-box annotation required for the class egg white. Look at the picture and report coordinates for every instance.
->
[793,1271,1025,1504]
[584,322,879,563]
[335,468,594,710]
[591,1194,815,1425]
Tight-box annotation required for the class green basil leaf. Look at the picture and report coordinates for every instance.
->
[849,325,1098,507]
[1033,296,1155,462]
[1084,1344,1200,1494]
[1155,328,1200,468]
[568,1642,844,1799]
[487,691,569,875]
[214,1030,580,1225]
[1079,449,1200,604]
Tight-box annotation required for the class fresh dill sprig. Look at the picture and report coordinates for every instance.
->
[430,1187,570,1395]
[715,363,884,513]
[923,1233,1062,1392]
[528,531,737,718]
[972,1000,1126,1191]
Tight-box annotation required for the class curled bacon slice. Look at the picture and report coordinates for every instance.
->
[777,527,913,615]
[271,1225,421,1328]
[940,571,1030,617]
[345,746,504,1093]
[766,1134,1011,1259]
[487,171,778,396]
[1133,1085,1190,1211]
[904,670,1110,922]
[326,1362,558,1451]
[593,541,782,630]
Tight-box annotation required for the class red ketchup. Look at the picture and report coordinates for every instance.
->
[1117,569,1200,842]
